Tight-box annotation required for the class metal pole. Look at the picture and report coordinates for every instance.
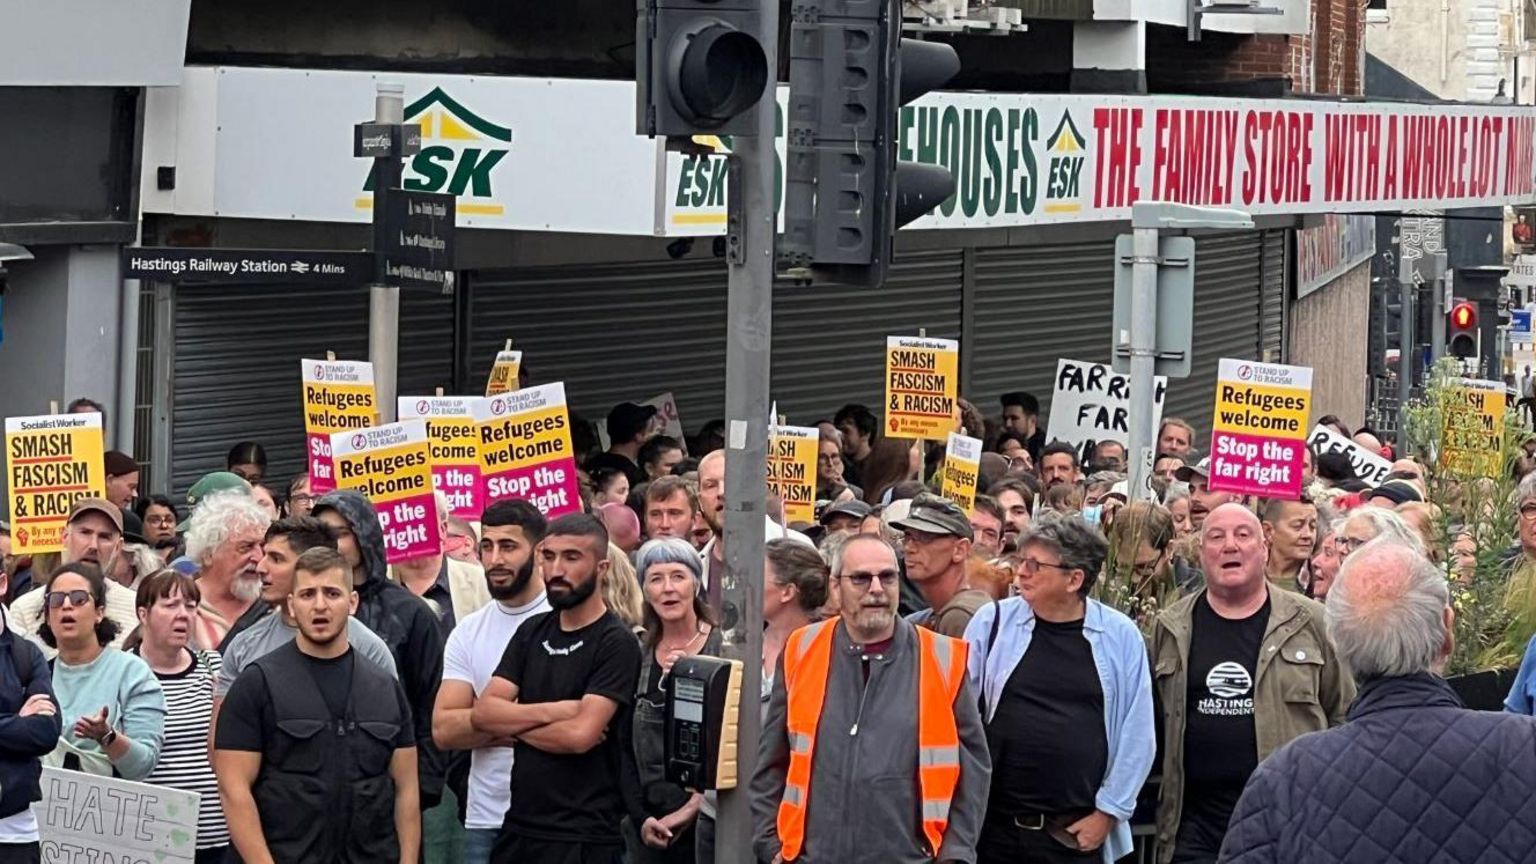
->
[370,82,404,423]
[1398,268,1416,440]
[714,1,776,859]
[1126,225,1160,501]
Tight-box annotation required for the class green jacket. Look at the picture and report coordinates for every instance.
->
[1148,586,1354,863]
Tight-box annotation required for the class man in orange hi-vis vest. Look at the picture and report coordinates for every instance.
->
[750,534,991,863]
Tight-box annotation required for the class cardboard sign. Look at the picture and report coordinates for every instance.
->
[485,349,523,397]
[941,433,983,515]
[1441,379,1506,478]
[1307,425,1392,487]
[4,413,106,554]
[1208,359,1314,499]
[331,419,441,563]
[474,382,582,517]
[884,335,959,440]
[1045,359,1167,463]
[399,396,486,520]
[34,767,200,864]
[767,424,819,526]
[302,359,377,494]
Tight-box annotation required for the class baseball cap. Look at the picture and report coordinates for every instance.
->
[121,510,147,545]
[67,497,124,532]
[819,499,872,526]
[1369,480,1423,506]
[179,471,252,530]
[891,493,975,541]
[1174,458,1211,483]
[607,402,660,442]
[1102,481,1131,502]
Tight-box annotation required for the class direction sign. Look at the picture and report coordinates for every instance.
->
[122,247,375,284]
[382,189,455,290]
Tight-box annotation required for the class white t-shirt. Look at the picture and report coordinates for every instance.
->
[441,593,550,829]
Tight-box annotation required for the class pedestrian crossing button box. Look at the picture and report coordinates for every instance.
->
[665,655,742,791]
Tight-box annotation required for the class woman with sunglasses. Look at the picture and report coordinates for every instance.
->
[37,563,166,780]
[629,538,720,863]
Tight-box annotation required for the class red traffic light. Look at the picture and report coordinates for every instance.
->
[1451,302,1477,329]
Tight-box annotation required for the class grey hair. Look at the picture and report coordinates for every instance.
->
[1163,482,1191,506]
[1519,470,1536,505]
[184,489,271,564]
[1017,511,1109,596]
[1326,536,1450,679]
[824,533,895,579]
[1344,507,1425,556]
[634,537,703,583]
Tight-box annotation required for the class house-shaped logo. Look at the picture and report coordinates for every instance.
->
[1044,111,1087,215]
[358,88,513,217]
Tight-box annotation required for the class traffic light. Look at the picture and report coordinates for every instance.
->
[1448,300,1478,358]
[1367,278,1389,377]
[781,0,960,286]
[636,0,770,137]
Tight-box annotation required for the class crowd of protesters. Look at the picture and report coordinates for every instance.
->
[0,390,1535,864]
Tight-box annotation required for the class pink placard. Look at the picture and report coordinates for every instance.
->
[1208,430,1304,498]
[484,457,582,518]
[375,492,442,563]
[307,433,337,494]
[433,465,486,521]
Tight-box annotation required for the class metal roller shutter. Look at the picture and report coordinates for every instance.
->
[1161,232,1266,441]
[467,259,728,435]
[170,282,454,496]
[969,240,1118,421]
[1261,229,1287,362]
[771,250,964,423]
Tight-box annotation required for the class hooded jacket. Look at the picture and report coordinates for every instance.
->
[314,490,446,802]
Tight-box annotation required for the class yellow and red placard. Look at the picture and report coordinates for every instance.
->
[399,396,485,520]
[302,359,377,494]
[1208,359,1313,499]
[767,424,819,526]
[5,412,106,554]
[941,432,983,515]
[1440,379,1505,478]
[473,382,581,517]
[331,419,440,563]
[884,335,959,440]
[485,349,523,397]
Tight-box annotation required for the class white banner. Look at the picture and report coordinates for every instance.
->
[34,767,200,863]
[1307,424,1392,486]
[1046,359,1166,463]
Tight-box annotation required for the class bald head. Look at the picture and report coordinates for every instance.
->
[698,449,726,535]
[1326,538,1450,680]
[1200,503,1266,592]
[1353,431,1383,453]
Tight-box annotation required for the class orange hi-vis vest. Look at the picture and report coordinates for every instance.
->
[775,619,969,861]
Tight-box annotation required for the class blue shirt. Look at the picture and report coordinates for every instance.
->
[1504,633,1536,714]
[964,596,1156,863]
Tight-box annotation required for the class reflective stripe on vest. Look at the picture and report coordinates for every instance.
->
[775,622,969,860]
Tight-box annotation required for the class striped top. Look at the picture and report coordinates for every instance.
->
[134,648,229,850]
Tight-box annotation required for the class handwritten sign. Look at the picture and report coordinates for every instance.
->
[399,396,486,520]
[474,382,582,517]
[485,348,523,397]
[767,425,819,526]
[941,433,983,515]
[331,419,440,563]
[1307,424,1392,486]
[884,335,959,440]
[34,767,200,864]
[1046,359,1167,463]
[1209,359,1313,499]
[301,359,377,494]
[596,391,686,453]
[1441,379,1506,478]
[5,413,106,554]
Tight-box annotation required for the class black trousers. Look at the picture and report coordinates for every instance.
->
[491,831,626,864]
[977,818,1101,864]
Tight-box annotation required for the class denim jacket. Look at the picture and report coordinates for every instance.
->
[964,597,1156,864]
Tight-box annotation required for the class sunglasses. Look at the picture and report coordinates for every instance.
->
[46,589,94,609]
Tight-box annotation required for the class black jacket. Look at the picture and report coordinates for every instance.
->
[313,490,446,802]
[0,624,60,819]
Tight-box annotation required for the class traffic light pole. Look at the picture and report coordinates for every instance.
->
[369,83,404,423]
[715,2,776,860]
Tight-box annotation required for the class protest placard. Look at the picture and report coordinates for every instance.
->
[1045,359,1167,463]
[485,348,523,397]
[302,359,377,494]
[1440,379,1506,478]
[595,392,686,453]
[1306,424,1392,486]
[941,433,983,514]
[5,412,106,554]
[1208,359,1313,499]
[34,767,200,864]
[474,382,582,517]
[399,396,485,520]
[331,419,440,563]
[884,335,959,440]
[767,424,818,525]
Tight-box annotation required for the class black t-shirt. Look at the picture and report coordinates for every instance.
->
[494,609,642,844]
[216,648,414,753]
[986,617,1107,815]
[1177,594,1271,857]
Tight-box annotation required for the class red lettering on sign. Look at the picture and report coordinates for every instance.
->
[1094,107,1142,209]
[1383,116,1399,199]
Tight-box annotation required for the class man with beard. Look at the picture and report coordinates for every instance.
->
[433,500,552,864]
[216,548,420,863]
[7,498,138,649]
[751,534,990,863]
[182,490,271,651]
[471,513,646,862]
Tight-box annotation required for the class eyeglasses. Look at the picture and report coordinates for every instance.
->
[1520,502,1536,522]
[842,570,900,590]
[1016,558,1072,576]
[1337,535,1372,554]
[46,590,93,609]
[288,494,315,507]
[144,514,176,526]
